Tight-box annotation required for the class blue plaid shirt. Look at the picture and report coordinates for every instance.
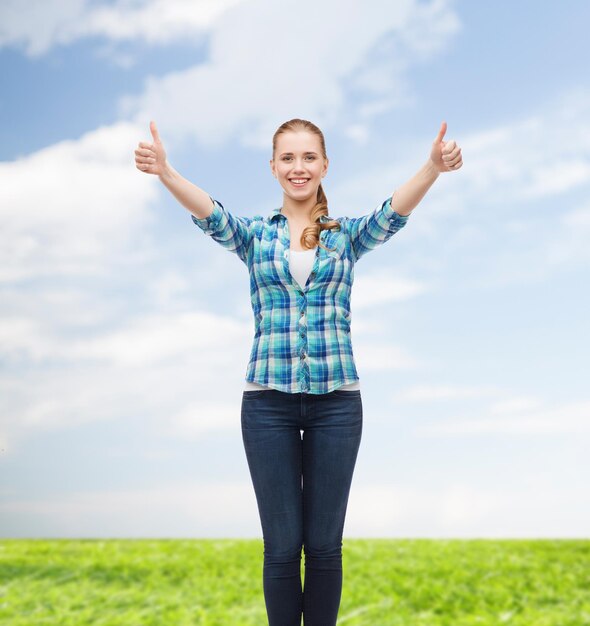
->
[191,194,410,394]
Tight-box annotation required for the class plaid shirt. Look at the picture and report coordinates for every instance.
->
[191,194,410,394]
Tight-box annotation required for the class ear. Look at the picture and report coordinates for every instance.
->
[269,158,276,177]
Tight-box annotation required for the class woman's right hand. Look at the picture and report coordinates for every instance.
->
[135,120,167,176]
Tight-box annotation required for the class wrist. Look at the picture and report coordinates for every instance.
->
[159,160,175,182]
[426,157,441,177]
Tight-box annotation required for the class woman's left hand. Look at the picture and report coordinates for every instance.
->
[430,121,463,173]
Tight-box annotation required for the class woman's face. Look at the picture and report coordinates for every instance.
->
[271,130,328,204]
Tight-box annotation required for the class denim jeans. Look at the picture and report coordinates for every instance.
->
[241,387,363,626]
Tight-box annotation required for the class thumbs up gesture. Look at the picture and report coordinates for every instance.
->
[135,120,167,176]
[430,121,463,173]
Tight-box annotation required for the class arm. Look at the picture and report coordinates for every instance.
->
[135,121,253,264]
[189,195,254,266]
[344,195,410,263]
[390,158,440,217]
[158,161,215,220]
[157,161,254,261]
[135,119,214,219]
[391,120,463,217]
[344,122,463,262]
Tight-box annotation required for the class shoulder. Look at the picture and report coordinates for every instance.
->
[321,214,347,235]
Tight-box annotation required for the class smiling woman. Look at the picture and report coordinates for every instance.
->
[134,115,462,626]
[269,119,341,253]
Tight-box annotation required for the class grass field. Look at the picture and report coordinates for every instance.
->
[1,538,588,625]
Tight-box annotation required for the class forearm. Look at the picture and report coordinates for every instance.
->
[158,162,214,219]
[391,158,440,217]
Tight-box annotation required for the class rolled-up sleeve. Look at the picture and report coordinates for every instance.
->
[191,197,253,265]
[343,193,409,263]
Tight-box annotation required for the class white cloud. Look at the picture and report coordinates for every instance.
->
[563,205,590,228]
[0,310,248,366]
[123,0,461,149]
[416,399,590,435]
[3,476,587,538]
[354,340,420,372]
[399,384,498,402]
[345,480,589,538]
[340,88,590,287]
[339,89,590,237]
[0,480,259,537]
[165,401,238,438]
[0,303,419,447]
[352,272,428,310]
[454,90,590,205]
[0,121,158,282]
[543,203,590,268]
[488,396,543,415]
[65,311,248,367]
[0,0,86,57]
[459,133,590,205]
[0,1,464,288]
[80,0,244,44]
[346,483,498,535]
[0,309,254,451]
[343,124,370,145]
[0,0,243,57]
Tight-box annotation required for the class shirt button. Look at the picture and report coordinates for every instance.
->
[300,310,305,317]
[300,332,305,338]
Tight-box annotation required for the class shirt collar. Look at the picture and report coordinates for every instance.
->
[269,207,334,223]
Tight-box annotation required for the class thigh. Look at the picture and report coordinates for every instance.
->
[241,390,303,553]
[302,391,363,548]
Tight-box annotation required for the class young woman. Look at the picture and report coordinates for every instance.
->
[135,118,462,625]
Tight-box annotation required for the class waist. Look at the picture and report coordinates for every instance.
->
[244,379,361,392]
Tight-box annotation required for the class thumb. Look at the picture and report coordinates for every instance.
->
[434,120,447,144]
[150,120,161,144]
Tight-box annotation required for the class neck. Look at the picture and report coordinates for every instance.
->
[281,195,317,222]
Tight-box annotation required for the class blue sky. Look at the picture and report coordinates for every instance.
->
[1,0,589,539]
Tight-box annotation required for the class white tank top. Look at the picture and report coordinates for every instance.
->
[244,247,361,392]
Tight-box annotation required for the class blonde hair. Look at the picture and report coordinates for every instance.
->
[272,118,340,251]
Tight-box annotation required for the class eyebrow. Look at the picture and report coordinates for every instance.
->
[279,151,319,156]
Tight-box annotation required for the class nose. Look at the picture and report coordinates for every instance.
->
[291,159,307,173]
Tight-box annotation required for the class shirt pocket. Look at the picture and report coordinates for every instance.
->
[321,230,347,260]
[253,238,288,286]
[313,231,353,290]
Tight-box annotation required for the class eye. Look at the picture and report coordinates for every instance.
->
[281,155,316,161]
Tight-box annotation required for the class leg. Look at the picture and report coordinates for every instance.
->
[241,390,304,626]
[301,390,363,626]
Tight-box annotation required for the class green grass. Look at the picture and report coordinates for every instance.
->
[1,539,589,625]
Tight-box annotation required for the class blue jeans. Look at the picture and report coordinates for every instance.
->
[241,388,363,626]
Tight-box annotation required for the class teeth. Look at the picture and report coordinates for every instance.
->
[291,179,309,184]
